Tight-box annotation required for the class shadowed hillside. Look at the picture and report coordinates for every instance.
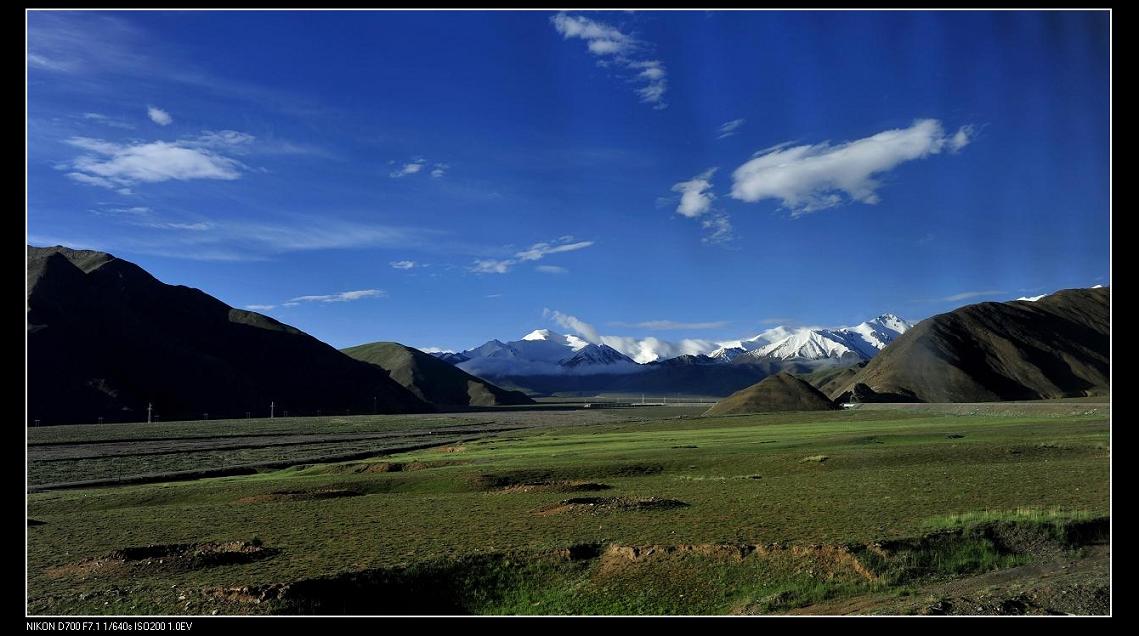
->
[341,342,534,407]
[27,245,432,425]
[834,288,1109,403]
[704,372,837,416]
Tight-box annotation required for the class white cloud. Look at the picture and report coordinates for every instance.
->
[389,157,426,178]
[932,290,1005,303]
[543,308,600,343]
[550,13,633,55]
[81,112,135,130]
[672,168,717,218]
[289,289,386,303]
[516,239,594,261]
[191,130,255,149]
[610,320,730,330]
[701,213,734,245]
[470,236,594,274]
[419,347,454,354]
[65,136,243,191]
[78,213,433,261]
[551,13,668,108]
[390,260,418,270]
[717,118,745,139]
[245,304,276,311]
[950,125,975,152]
[430,163,448,178]
[147,106,172,126]
[97,206,151,216]
[141,221,212,231]
[599,336,717,364]
[485,293,503,298]
[470,259,513,274]
[730,119,976,215]
[535,265,568,274]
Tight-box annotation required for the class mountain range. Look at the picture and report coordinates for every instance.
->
[426,315,913,395]
[26,244,1110,423]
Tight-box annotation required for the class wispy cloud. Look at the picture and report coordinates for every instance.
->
[610,320,730,330]
[535,265,568,274]
[701,213,734,245]
[717,118,745,139]
[731,119,976,215]
[670,169,735,245]
[389,157,426,178]
[543,308,600,343]
[929,290,1006,303]
[430,163,448,178]
[470,236,594,274]
[289,289,386,303]
[485,293,503,298]
[64,135,246,193]
[81,112,135,130]
[544,308,720,362]
[147,105,172,126]
[672,168,717,218]
[390,260,418,270]
[471,259,513,274]
[74,209,436,261]
[551,12,668,109]
[515,239,594,261]
[759,317,793,325]
[245,304,276,311]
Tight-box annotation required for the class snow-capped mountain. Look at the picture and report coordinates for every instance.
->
[752,315,913,362]
[560,343,638,369]
[447,329,643,376]
[704,316,912,363]
[437,314,912,377]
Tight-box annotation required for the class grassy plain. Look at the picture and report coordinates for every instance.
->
[26,406,1109,615]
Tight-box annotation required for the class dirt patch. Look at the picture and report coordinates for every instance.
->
[435,445,467,453]
[47,541,279,579]
[800,455,829,463]
[598,542,877,582]
[236,488,362,504]
[497,481,611,494]
[535,496,689,516]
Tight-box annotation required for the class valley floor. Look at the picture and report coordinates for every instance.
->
[26,405,1110,615]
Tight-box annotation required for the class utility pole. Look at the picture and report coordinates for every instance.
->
[98,417,103,425]
[147,402,152,424]
[270,401,275,419]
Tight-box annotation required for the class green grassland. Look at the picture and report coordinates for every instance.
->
[26,408,1109,615]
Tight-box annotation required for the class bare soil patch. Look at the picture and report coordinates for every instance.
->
[47,541,279,579]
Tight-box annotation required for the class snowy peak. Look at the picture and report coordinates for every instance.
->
[560,343,637,368]
[741,329,858,362]
[522,328,558,341]
[725,315,912,363]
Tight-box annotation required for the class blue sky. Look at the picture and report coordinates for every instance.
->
[27,10,1110,352]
